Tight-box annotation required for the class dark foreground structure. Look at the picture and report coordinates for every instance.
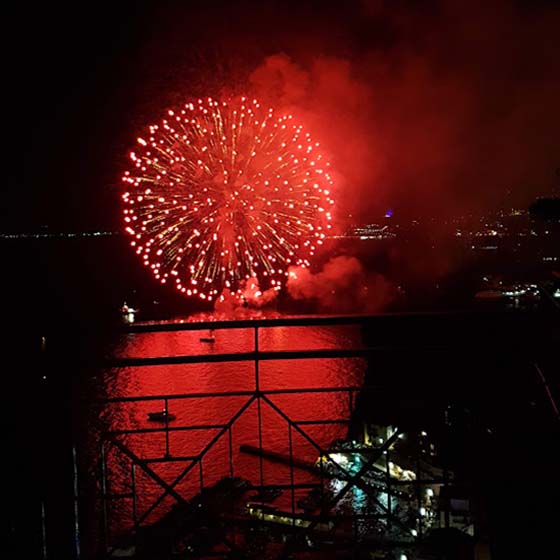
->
[6,305,560,559]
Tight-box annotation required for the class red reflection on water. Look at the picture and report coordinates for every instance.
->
[95,323,365,533]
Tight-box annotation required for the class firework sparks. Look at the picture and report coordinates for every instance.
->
[122,96,334,301]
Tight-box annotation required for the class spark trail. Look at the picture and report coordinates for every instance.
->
[122,96,334,301]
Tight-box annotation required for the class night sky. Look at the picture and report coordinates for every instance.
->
[4,9,559,553]
[6,0,560,232]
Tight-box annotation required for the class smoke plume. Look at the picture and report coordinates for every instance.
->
[122,0,560,226]
[117,0,560,312]
[214,277,280,316]
[240,0,560,221]
[287,256,399,313]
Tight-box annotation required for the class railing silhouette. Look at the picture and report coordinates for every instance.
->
[70,311,558,559]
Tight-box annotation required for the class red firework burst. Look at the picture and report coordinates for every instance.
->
[122,96,334,301]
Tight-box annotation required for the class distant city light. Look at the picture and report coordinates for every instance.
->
[0,230,117,239]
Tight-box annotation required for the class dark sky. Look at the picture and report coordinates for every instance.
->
[5,0,560,231]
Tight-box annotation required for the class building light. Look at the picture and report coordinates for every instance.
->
[426,488,434,497]
[329,453,347,465]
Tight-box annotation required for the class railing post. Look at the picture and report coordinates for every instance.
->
[164,397,170,458]
[99,442,108,555]
[416,444,423,539]
[288,424,295,523]
[131,463,137,526]
[443,407,450,530]
[72,446,81,559]
[385,446,392,536]
[254,325,260,390]
[228,427,234,478]
[386,446,392,519]
[255,326,264,494]
[41,500,47,560]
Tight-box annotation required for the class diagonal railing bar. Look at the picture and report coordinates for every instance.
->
[348,476,416,539]
[339,450,415,540]
[258,396,347,446]
[127,394,256,532]
[81,310,559,558]
[260,394,354,477]
[257,392,369,534]
[103,435,188,506]
[102,435,194,559]
[101,384,420,554]
[266,399,436,534]
[534,362,560,422]
[103,395,257,558]
[326,428,401,504]
[259,394,357,489]
[258,394,411,538]
[307,429,415,537]
[99,386,364,553]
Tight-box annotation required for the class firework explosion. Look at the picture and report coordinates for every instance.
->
[122,97,334,302]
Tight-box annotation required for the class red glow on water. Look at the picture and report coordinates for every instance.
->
[98,324,365,527]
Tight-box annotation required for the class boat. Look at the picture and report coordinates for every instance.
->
[147,410,176,422]
[121,302,139,323]
[200,329,215,343]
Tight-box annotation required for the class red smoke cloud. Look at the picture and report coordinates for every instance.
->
[243,1,560,221]
[287,256,399,313]
[127,0,560,221]
[214,278,280,315]
[249,53,381,230]
[119,1,559,312]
